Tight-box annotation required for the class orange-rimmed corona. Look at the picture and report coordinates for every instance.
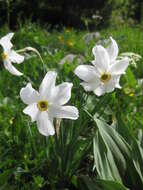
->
[37,100,48,111]
[1,52,7,60]
[100,73,111,83]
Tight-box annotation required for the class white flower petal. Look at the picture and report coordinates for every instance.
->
[8,50,24,64]
[37,112,55,136]
[4,60,23,76]
[115,76,121,89]
[92,45,110,72]
[103,75,121,92]
[94,75,121,96]
[103,79,117,93]
[91,61,102,75]
[80,81,100,91]
[49,105,79,120]
[20,83,40,105]
[0,33,14,51]
[51,82,73,105]
[23,103,39,122]
[109,57,129,75]
[94,85,105,96]
[74,65,99,82]
[39,71,57,99]
[116,83,121,89]
[106,37,119,62]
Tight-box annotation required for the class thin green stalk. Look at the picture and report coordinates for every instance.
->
[16,47,47,74]
[22,74,34,84]
[27,121,38,156]
[91,93,110,115]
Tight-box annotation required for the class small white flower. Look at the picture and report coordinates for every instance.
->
[74,37,129,96]
[0,33,24,76]
[119,52,142,67]
[20,71,79,136]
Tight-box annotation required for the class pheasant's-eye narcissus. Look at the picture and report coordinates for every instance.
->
[20,71,79,136]
[74,37,129,96]
[0,33,24,76]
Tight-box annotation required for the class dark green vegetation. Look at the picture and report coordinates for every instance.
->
[0,23,143,189]
[0,0,141,29]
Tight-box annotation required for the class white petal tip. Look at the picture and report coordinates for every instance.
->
[74,67,81,77]
[18,73,23,76]
[72,108,79,120]
[41,130,55,137]
[68,83,73,88]
[74,67,78,75]
[9,32,14,36]
[125,57,130,63]
[93,92,102,97]
[18,56,24,64]
[5,32,14,39]
[80,82,91,92]
[9,70,23,76]
[14,72,23,76]
[93,89,104,96]
[117,86,122,89]
[23,109,34,122]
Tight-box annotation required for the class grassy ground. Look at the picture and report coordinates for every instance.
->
[0,23,143,189]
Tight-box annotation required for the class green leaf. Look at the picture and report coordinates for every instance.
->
[132,137,143,184]
[0,169,12,187]
[126,68,137,88]
[96,179,129,190]
[79,175,129,190]
[79,175,101,190]
[115,116,143,187]
[93,118,130,182]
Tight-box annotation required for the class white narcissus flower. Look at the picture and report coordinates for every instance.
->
[74,37,129,96]
[0,33,24,76]
[20,71,79,136]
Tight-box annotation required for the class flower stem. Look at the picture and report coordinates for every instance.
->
[27,121,38,156]
[16,47,47,73]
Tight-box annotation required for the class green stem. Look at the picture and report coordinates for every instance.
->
[83,108,94,120]
[16,47,47,73]
[27,121,38,156]
[22,74,33,84]
[91,93,110,115]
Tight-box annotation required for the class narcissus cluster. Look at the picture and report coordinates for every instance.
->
[0,33,130,136]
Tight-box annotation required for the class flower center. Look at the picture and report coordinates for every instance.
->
[100,73,111,83]
[1,52,7,61]
[37,100,48,111]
